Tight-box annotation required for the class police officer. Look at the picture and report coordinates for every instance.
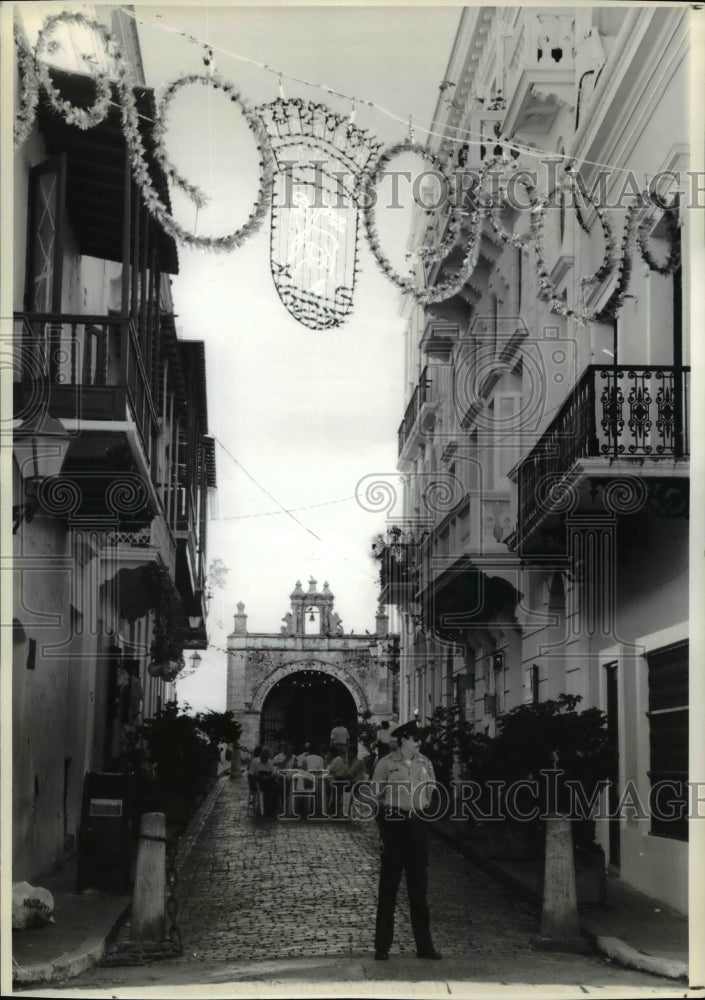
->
[372,719,442,961]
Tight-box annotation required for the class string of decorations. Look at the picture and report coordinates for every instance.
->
[13,10,682,327]
[114,2,657,180]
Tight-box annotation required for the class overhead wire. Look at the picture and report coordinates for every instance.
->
[211,437,379,584]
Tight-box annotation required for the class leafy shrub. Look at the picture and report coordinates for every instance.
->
[480,694,612,854]
[424,704,492,791]
[136,702,242,825]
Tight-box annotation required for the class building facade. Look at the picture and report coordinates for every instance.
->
[383,7,689,912]
[11,6,215,881]
[226,579,398,752]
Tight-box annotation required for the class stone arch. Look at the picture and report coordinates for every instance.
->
[250,657,368,716]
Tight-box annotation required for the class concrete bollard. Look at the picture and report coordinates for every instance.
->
[230,744,242,779]
[532,814,589,952]
[130,812,166,944]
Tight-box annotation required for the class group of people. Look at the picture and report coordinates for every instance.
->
[245,719,368,819]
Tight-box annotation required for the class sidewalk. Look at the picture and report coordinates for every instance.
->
[10,772,228,988]
[430,816,689,982]
[11,774,690,987]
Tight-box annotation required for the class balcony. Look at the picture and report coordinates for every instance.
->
[516,365,690,549]
[398,367,438,463]
[14,312,160,524]
[374,533,417,607]
[502,10,575,137]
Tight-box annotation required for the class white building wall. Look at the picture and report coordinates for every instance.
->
[397,5,690,912]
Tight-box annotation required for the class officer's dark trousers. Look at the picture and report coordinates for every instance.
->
[374,811,434,954]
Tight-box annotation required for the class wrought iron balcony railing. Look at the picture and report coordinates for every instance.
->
[398,367,432,456]
[517,365,690,539]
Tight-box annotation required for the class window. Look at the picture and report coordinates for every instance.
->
[454,673,467,721]
[646,640,688,840]
[531,664,540,705]
[25,156,66,313]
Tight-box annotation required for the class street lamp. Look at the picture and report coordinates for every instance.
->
[13,413,71,532]
[188,614,203,629]
[188,651,202,672]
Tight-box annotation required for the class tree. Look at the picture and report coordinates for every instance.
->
[205,558,229,598]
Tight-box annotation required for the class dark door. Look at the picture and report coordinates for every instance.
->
[605,662,620,868]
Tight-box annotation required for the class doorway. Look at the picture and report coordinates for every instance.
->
[259,670,357,754]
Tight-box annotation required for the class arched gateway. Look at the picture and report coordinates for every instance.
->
[226,578,398,753]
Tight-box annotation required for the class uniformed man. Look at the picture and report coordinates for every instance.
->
[371,719,442,961]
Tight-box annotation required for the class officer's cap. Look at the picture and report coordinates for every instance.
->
[391,720,429,741]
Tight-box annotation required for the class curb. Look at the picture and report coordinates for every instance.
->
[593,935,688,982]
[12,917,123,986]
[429,821,689,983]
[12,775,228,987]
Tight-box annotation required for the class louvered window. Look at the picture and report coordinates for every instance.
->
[646,640,688,840]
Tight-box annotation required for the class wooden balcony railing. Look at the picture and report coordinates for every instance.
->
[14,312,158,462]
[517,365,690,539]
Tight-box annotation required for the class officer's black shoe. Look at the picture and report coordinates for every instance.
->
[374,950,389,960]
[416,948,442,960]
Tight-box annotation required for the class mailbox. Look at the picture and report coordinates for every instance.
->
[76,771,134,892]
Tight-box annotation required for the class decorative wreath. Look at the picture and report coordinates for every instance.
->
[33,12,114,131]
[355,139,485,305]
[150,72,276,251]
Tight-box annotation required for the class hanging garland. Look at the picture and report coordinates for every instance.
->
[118,68,274,253]
[13,20,39,148]
[11,13,683,322]
[636,196,681,276]
[593,201,639,323]
[360,139,465,268]
[151,71,275,250]
[355,139,486,305]
[481,154,534,251]
[33,12,114,130]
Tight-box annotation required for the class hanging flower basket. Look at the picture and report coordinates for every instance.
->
[148,660,183,683]
[138,563,188,680]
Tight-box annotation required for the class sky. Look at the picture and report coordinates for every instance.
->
[113,3,461,712]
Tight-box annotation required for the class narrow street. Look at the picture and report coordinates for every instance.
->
[49,777,686,993]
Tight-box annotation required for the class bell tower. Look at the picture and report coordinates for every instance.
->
[281,577,343,636]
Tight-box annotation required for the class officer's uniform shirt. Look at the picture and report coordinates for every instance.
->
[372,747,436,813]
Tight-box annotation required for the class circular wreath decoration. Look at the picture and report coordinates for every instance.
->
[481,155,535,250]
[33,12,114,131]
[150,72,276,250]
[636,196,681,276]
[356,139,485,305]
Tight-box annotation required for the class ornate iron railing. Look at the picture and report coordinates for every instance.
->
[517,365,690,538]
[398,366,430,456]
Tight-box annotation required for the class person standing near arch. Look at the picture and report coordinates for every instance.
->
[329,718,349,758]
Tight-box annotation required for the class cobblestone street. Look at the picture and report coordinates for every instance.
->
[174,777,535,965]
[46,776,688,994]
